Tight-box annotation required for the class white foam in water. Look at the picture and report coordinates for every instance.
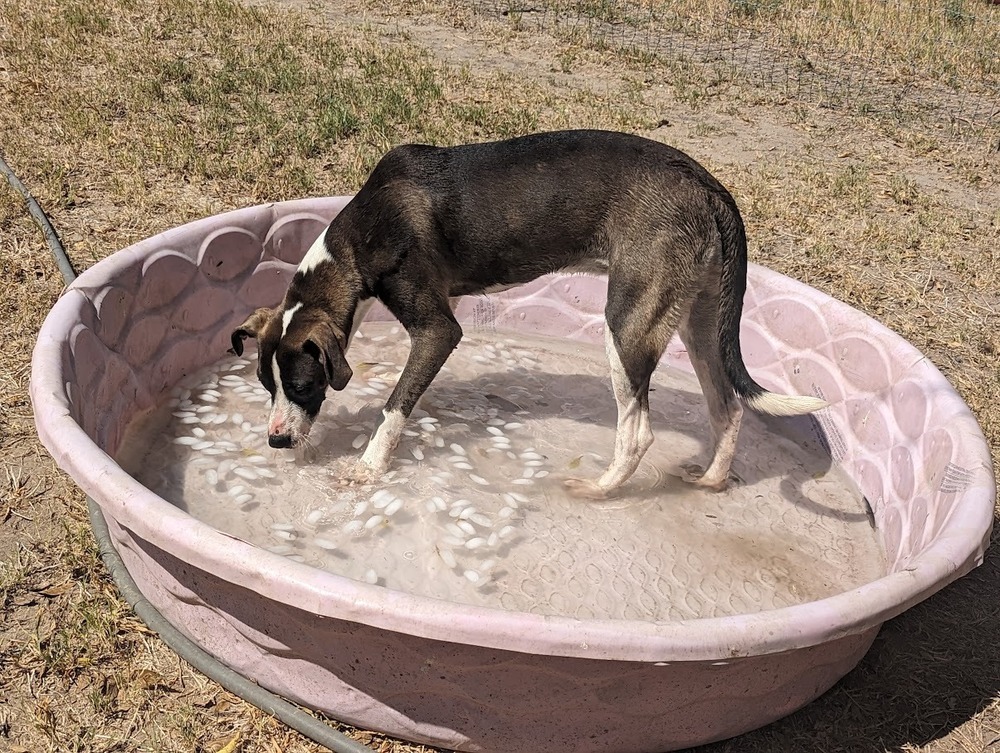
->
[117,322,885,622]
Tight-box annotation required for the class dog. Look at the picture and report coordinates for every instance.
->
[230,129,826,498]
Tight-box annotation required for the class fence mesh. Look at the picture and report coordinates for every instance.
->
[463,0,999,146]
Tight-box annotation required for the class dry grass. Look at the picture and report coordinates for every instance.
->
[517,0,1000,85]
[488,0,1000,149]
[1,0,998,751]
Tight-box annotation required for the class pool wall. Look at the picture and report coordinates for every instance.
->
[31,197,994,752]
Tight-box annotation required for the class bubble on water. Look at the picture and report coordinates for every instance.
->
[469,513,492,528]
[232,466,258,481]
[343,520,364,534]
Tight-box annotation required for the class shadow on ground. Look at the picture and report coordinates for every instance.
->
[695,527,1000,753]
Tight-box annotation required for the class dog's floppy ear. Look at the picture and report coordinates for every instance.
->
[302,322,353,391]
[230,307,276,356]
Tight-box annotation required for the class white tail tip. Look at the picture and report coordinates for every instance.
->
[744,391,827,417]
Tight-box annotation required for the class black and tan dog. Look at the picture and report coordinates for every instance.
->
[231,129,825,498]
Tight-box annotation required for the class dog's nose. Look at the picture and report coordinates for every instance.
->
[268,434,293,449]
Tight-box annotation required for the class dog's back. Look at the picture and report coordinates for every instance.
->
[332,129,740,297]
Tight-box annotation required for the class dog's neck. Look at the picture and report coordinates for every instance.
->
[288,255,362,336]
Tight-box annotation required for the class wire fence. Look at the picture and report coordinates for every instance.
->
[464,0,1000,147]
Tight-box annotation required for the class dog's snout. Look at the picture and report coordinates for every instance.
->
[268,434,293,449]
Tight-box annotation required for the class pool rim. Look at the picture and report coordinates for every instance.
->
[30,197,996,664]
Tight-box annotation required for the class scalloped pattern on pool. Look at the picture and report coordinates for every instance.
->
[119,321,885,621]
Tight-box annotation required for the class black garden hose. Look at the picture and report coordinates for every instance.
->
[2,152,378,753]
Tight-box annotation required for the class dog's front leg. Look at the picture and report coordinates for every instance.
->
[349,311,463,483]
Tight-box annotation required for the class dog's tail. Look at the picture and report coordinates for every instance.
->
[713,192,828,417]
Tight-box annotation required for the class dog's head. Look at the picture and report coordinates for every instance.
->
[231,305,353,448]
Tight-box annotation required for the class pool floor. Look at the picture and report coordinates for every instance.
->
[117,322,885,622]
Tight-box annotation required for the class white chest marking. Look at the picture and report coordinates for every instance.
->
[298,230,332,275]
[281,302,303,337]
[270,354,287,412]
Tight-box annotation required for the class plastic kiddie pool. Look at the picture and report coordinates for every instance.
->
[31,197,995,752]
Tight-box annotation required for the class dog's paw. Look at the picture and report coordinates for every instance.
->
[677,463,731,492]
[563,476,611,500]
[339,460,382,486]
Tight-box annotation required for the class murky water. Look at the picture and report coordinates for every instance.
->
[118,322,885,621]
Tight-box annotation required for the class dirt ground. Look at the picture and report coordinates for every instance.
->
[1,0,999,751]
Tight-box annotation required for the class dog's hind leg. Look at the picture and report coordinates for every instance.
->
[676,282,743,491]
[565,285,687,499]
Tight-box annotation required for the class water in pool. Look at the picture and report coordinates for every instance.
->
[118,321,886,621]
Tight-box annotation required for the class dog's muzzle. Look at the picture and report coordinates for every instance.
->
[268,433,294,449]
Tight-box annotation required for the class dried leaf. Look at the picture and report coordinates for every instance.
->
[133,668,167,690]
[12,593,37,607]
[190,689,221,708]
[216,733,240,753]
[37,582,73,598]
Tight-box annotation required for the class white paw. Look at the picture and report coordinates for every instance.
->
[677,462,731,492]
[563,476,611,500]
[342,460,383,486]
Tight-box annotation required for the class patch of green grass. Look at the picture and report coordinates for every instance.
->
[0,545,32,611]
[0,0,548,205]
[888,174,920,206]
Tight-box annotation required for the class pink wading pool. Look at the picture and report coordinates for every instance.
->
[31,196,995,752]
